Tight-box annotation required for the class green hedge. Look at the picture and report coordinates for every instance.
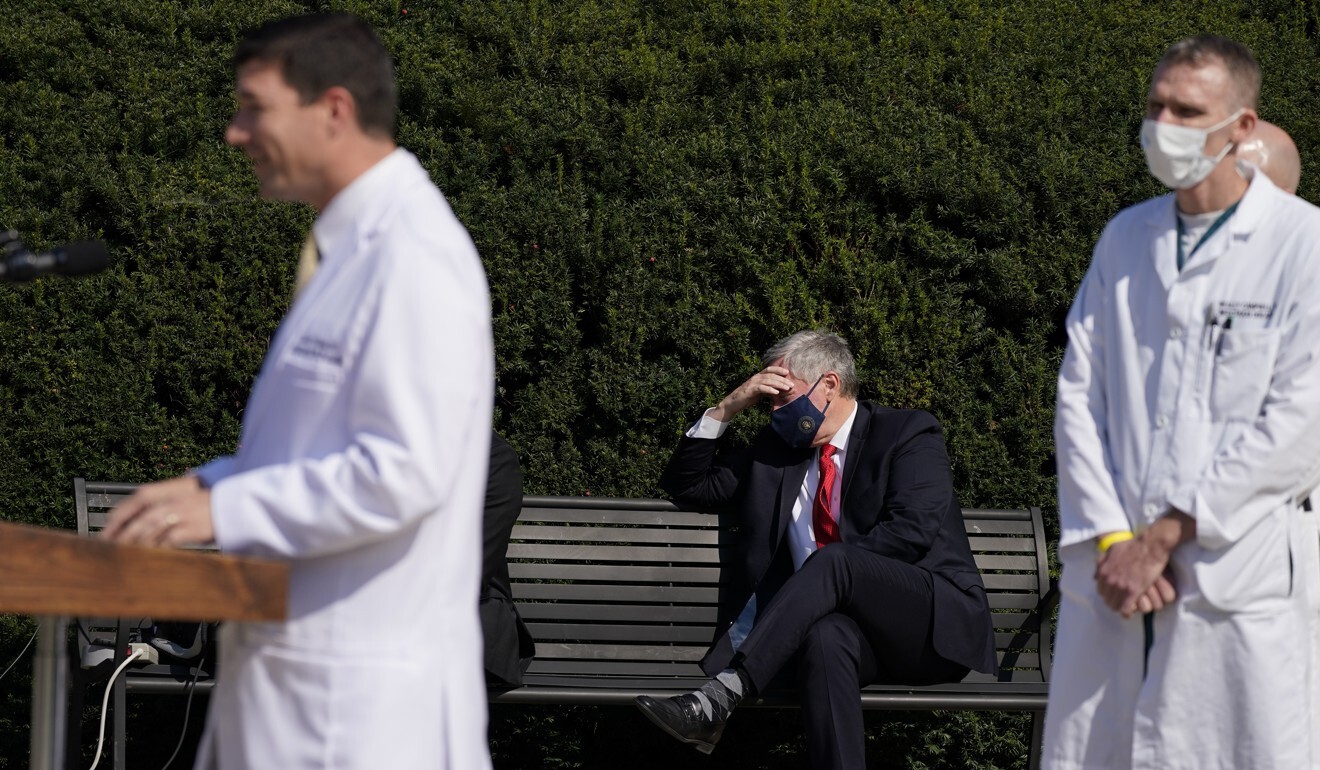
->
[2,0,1319,766]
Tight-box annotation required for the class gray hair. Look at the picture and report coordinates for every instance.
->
[763,329,859,398]
[1157,34,1261,110]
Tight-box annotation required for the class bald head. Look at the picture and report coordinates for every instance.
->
[1238,119,1301,194]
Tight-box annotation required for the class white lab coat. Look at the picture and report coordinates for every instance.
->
[191,149,494,770]
[1046,170,1320,769]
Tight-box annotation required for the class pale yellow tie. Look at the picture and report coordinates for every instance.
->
[294,233,320,300]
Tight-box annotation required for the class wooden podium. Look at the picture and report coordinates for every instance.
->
[0,520,288,770]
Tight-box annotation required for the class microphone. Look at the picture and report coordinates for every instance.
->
[0,231,109,282]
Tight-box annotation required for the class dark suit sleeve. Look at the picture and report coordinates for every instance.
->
[481,432,536,685]
[659,430,754,510]
[483,432,523,592]
[852,411,955,561]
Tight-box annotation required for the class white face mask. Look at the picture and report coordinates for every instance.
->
[1140,109,1244,189]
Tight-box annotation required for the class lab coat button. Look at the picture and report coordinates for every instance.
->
[1156,414,1169,428]
[1170,327,1183,339]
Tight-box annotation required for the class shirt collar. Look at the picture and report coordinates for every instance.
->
[824,400,859,456]
[1147,162,1279,236]
[310,147,412,266]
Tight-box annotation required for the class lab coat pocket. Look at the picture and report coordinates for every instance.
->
[1209,327,1280,421]
[1191,507,1292,611]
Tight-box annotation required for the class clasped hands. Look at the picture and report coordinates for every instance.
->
[1094,510,1194,618]
[100,475,215,548]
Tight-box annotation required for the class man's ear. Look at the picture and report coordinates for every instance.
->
[1231,108,1258,146]
[321,86,359,137]
[823,371,841,398]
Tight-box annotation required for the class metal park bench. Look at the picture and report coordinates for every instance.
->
[494,496,1055,769]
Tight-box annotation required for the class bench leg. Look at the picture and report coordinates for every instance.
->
[112,673,126,769]
[65,629,85,770]
[1028,710,1045,770]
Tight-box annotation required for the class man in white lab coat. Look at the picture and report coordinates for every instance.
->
[102,14,494,770]
[1046,34,1320,769]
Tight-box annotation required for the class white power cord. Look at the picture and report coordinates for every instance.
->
[0,630,37,684]
[88,648,145,770]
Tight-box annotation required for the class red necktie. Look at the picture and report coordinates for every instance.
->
[813,444,840,548]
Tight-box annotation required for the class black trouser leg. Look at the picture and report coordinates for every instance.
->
[735,544,956,690]
[797,613,876,770]
[732,544,967,768]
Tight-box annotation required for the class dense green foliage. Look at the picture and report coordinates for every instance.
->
[3,0,1320,766]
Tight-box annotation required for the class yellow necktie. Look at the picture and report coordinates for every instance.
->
[294,233,320,300]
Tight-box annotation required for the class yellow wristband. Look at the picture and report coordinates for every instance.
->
[1096,531,1135,554]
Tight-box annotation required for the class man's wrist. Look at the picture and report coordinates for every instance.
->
[1142,509,1195,557]
[710,400,744,423]
[1096,530,1135,554]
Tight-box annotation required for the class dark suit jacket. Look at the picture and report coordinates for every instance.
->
[660,402,997,677]
[481,432,535,686]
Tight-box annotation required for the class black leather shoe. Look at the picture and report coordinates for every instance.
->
[635,693,726,755]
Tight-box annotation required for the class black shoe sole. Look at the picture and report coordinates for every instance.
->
[634,696,722,755]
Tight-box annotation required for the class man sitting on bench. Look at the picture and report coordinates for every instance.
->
[635,329,996,769]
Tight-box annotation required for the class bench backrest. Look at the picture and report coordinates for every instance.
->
[510,496,1051,685]
[74,481,1052,687]
[74,478,143,536]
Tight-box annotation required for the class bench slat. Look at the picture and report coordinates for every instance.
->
[511,583,719,603]
[972,554,1040,571]
[963,520,1035,535]
[508,543,720,564]
[523,628,1041,654]
[995,652,1042,669]
[527,659,708,677]
[518,508,717,528]
[526,623,713,644]
[504,544,718,562]
[534,642,708,662]
[960,670,1046,684]
[512,524,720,545]
[517,603,717,624]
[522,665,1048,688]
[988,594,1048,610]
[85,492,134,511]
[994,631,1041,649]
[967,536,1038,553]
[507,563,720,583]
[959,508,1036,521]
[988,611,1041,629]
[512,673,1050,694]
[516,673,712,692]
[980,574,1044,591]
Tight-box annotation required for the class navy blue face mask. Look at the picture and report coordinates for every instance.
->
[770,376,829,449]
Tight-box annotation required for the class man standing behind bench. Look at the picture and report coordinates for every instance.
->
[636,329,995,769]
[1047,35,1320,769]
[102,14,494,770]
